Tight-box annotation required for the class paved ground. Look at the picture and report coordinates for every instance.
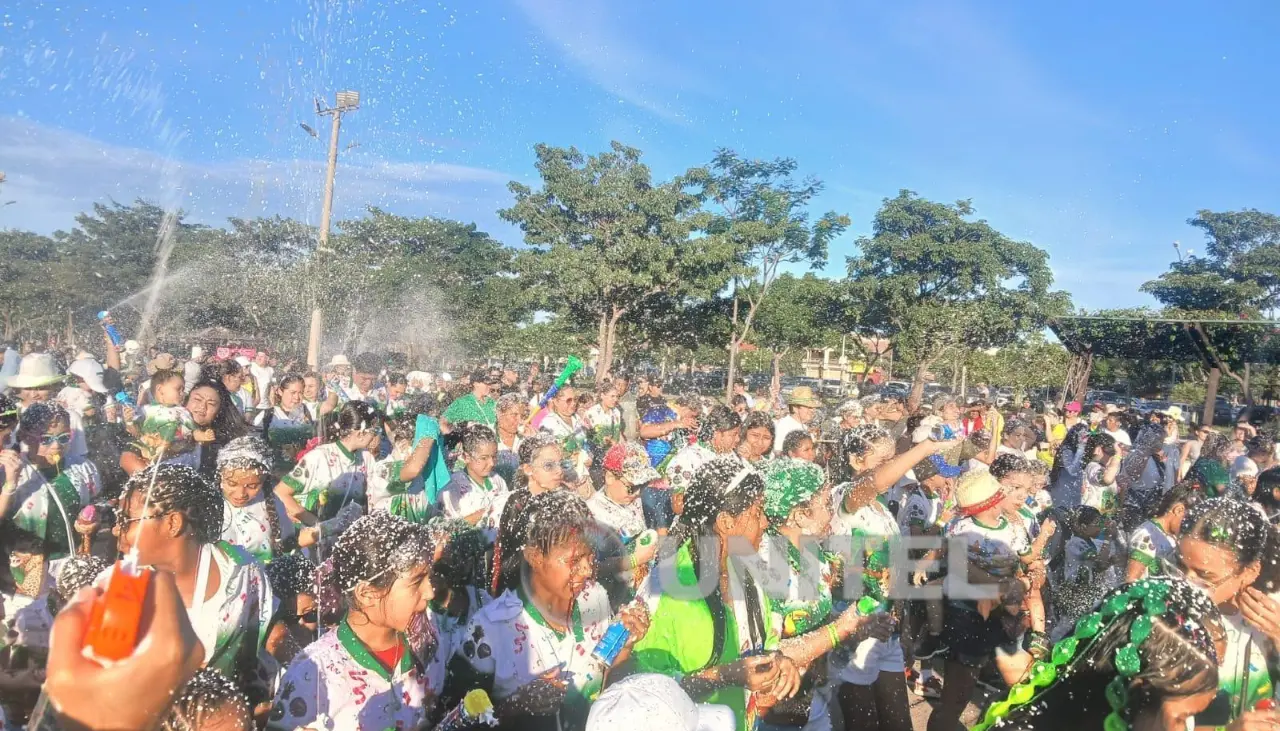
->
[827,684,992,731]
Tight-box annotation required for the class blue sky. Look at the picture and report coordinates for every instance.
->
[2,0,1277,310]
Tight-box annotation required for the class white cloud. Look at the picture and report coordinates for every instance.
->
[0,116,517,235]
[511,0,708,124]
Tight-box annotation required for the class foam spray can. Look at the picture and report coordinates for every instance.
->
[97,312,125,349]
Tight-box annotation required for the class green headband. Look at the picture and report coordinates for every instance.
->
[762,458,826,522]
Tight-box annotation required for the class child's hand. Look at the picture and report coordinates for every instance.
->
[193,428,215,444]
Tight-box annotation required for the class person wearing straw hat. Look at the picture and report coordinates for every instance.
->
[8,353,65,410]
[773,387,822,458]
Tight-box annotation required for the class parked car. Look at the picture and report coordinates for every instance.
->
[1238,405,1279,428]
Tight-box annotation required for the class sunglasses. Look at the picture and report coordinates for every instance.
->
[40,433,72,447]
[291,609,318,625]
[534,459,560,472]
[117,512,164,529]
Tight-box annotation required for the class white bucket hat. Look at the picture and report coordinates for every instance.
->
[585,674,735,731]
[67,358,108,394]
[328,354,351,367]
[9,353,64,390]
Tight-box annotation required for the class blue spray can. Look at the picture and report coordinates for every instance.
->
[97,312,125,348]
[590,621,631,667]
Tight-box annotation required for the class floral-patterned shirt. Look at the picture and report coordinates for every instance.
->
[831,482,899,613]
[662,443,717,495]
[268,620,431,731]
[220,493,297,564]
[1127,519,1175,578]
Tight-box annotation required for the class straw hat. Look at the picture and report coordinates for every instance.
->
[328,354,351,367]
[9,353,65,390]
[786,386,823,409]
[955,469,1005,516]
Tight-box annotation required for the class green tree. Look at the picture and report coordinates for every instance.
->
[0,230,59,339]
[704,150,850,399]
[500,142,738,383]
[846,190,1070,411]
[749,273,844,392]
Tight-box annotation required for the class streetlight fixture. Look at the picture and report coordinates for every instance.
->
[304,90,360,370]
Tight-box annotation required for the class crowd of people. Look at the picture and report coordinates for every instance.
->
[2,321,1280,731]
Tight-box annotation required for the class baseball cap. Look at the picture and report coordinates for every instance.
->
[67,357,108,394]
[603,442,661,486]
[586,674,735,731]
[1065,401,1082,414]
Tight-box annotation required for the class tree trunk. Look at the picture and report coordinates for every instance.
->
[908,360,933,414]
[596,312,609,384]
[660,347,670,381]
[1203,366,1222,428]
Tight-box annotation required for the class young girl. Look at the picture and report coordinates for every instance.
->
[632,457,797,731]
[365,411,437,524]
[114,463,277,706]
[0,403,100,652]
[465,491,648,730]
[301,371,339,423]
[439,424,509,540]
[268,513,437,730]
[164,668,254,731]
[384,372,409,417]
[217,436,315,563]
[256,375,317,470]
[275,400,380,527]
[1080,432,1122,517]
[780,431,815,463]
[831,425,951,731]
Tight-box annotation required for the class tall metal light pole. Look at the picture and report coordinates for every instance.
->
[306,90,359,369]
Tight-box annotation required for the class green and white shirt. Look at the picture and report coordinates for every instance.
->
[268,620,431,731]
[367,444,432,524]
[1196,608,1275,726]
[186,541,278,703]
[281,442,367,520]
[220,494,297,564]
[1127,519,1175,579]
[831,482,899,614]
[439,470,509,542]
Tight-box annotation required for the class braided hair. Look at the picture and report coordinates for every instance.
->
[513,432,560,490]
[120,464,224,545]
[162,668,252,731]
[988,578,1220,731]
[663,457,767,672]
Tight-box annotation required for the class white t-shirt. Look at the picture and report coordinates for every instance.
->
[944,515,1029,596]
[897,486,943,534]
[249,363,274,407]
[773,415,806,456]
[461,583,613,704]
[1232,455,1261,480]
[1104,428,1132,448]
[1081,462,1119,515]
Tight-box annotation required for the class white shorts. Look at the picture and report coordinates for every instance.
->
[838,635,904,686]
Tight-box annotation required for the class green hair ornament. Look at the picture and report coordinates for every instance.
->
[972,579,1183,731]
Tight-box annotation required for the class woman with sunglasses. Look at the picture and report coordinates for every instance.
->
[0,402,100,654]
[489,433,567,594]
[217,435,316,564]
[274,400,380,528]
[115,463,277,708]
[1175,497,1280,729]
[464,490,649,730]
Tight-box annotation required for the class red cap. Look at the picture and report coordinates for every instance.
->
[1065,401,1082,413]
